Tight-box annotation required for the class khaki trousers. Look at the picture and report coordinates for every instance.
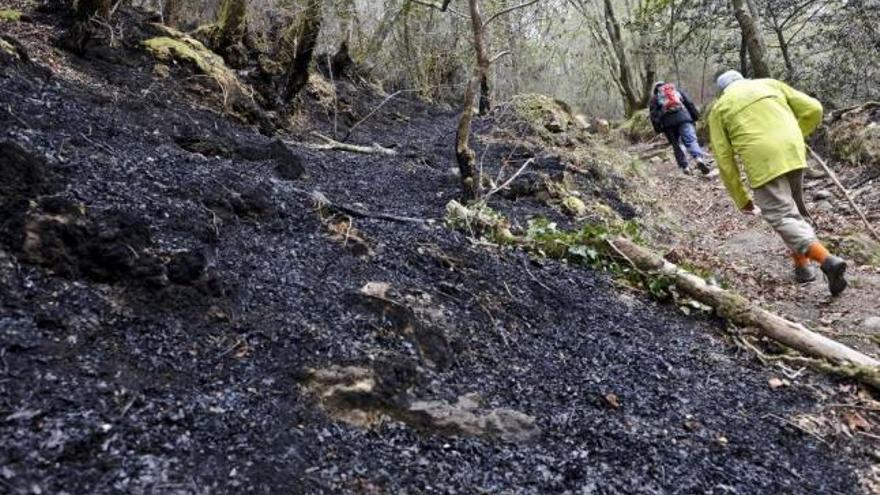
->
[752,169,817,254]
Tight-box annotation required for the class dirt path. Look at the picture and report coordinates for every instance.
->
[633,141,880,358]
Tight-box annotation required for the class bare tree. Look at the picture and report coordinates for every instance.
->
[569,0,654,116]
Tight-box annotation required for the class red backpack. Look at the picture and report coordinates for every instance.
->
[656,83,683,114]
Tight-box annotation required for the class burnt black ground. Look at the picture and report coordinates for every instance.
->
[0,9,877,495]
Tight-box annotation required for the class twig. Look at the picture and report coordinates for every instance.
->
[410,0,468,17]
[522,259,553,292]
[483,0,541,27]
[4,104,32,130]
[484,158,535,199]
[763,413,830,446]
[605,238,649,277]
[79,132,117,156]
[808,146,880,242]
[489,50,512,65]
[341,89,420,142]
[293,133,398,156]
[289,187,429,224]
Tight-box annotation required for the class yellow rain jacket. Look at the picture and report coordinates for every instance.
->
[708,79,823,209]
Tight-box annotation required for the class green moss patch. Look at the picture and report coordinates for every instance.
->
[508,93,575,137]
[0,9,22,22]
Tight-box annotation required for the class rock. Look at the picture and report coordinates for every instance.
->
[573,114,590,131]
[304,364,540,441]
[804,166,827,179]
[401,398,540,442]
[813,189,833,200]
[862,317,880,333]
[815,200,834,212]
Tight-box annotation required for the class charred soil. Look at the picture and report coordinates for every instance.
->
[0,5,878,494]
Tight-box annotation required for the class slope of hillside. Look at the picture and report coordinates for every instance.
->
[1,6,878,494]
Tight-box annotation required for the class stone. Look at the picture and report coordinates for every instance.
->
[815,200,834,212]
[304,364,540,441]
[804,166,827,179]
[862,316,880,333]
[813,189,833,200]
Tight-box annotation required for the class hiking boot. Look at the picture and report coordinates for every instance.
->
[820,256,848,296]
[794,265,816,283]
[696,159,712,175]
[681,166,693,175]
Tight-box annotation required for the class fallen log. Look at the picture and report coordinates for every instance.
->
[611,236,880,388]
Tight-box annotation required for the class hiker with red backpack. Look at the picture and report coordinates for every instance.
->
[649,82,712,175]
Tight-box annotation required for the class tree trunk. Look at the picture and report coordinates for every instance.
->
[739,29,750,76]
[455,73,480,201]
[215,0,248,52]
[67,0,112,53]
[774,27,795,80]
[284,0,324,103]
[731,0,771,78]
[468,0,492,115]
[602,0,641,116]
[163,0,181,28]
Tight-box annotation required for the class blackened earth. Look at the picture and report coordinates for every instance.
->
[0,9,876,495]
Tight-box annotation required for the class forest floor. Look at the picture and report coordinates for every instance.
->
[628,139,880,359]
[1,5,880,494]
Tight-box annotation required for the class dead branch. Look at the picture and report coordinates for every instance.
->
[341,88,421,142]
[483,0,541,27]
[807,146,880,243]
[290,133,398,156]
[489,50,512,65]
[410,0,468,17]
[484,158,535,199]
[290,187,428,224]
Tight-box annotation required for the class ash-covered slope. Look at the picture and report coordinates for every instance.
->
[0,7,874,494]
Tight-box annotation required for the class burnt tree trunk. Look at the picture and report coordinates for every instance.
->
[215,0,247,50]
[67,0,112,53]
[455,73,481,201]
[284,0,324,103]
[732,0,771,78]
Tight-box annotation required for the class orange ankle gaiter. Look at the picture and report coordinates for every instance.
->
[806,242,830,264]
[791,252,810,268]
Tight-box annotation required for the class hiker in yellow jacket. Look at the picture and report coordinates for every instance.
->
[709,70,848,296]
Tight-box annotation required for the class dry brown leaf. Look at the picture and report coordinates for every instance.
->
[603,393,620,409]
[843,412,871,432]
